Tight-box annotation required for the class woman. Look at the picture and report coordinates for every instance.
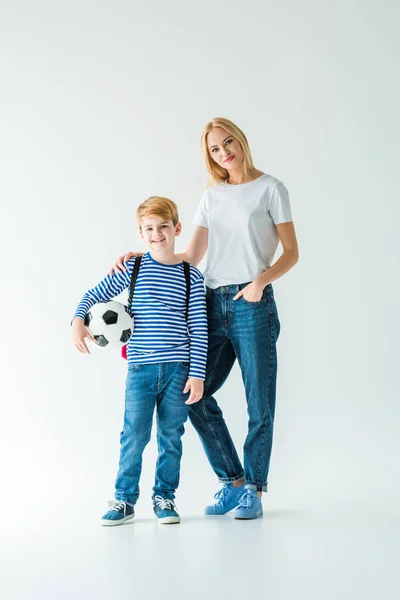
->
[111,117,298,519]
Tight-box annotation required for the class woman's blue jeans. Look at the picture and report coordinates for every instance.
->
[188,283,280,492]
[114,362,190,505]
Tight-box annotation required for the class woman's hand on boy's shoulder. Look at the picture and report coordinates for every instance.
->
[184,378,204,405]
[109,252,144,276]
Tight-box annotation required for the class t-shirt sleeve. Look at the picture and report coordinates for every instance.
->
[268,181,293,224]
[192,191,209,228]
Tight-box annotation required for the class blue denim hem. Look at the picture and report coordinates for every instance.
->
[217,471,245,484]
[245,482,268,493]
[114,495,136,506]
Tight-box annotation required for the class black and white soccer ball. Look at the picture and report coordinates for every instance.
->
[84,301,133,350]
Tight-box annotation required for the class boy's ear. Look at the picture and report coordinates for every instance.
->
[175,222,182,236]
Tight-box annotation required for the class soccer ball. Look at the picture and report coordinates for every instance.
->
[84,301,133,350]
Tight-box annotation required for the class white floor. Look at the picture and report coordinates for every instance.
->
[2,495,398,600]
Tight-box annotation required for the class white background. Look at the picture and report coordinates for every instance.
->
[1,1,399,598]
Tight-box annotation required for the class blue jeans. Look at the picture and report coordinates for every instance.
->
[188,283,280,492]
[114,362,190,505]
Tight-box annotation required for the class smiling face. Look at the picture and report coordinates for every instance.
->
[206,127,244,171]
[139,215,181,254]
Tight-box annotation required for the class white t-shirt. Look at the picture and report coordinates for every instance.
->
[192,173,293,289]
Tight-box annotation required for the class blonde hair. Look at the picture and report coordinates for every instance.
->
[136,196,179,230]
[201,117,255,186]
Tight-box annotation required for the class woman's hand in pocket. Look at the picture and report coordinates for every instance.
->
[233,281,263,302]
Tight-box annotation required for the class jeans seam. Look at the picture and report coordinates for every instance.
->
[201,338,237,478]
[254,300,277,487]
[255,423,267,485]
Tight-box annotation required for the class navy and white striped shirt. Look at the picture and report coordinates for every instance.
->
[74,252,208,380]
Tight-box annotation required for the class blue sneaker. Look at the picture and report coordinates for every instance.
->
[153,495,180,524]
[101,500,135,526]
[204,484,245,515]
[233,489,263,519]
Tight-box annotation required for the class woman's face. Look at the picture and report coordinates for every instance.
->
[207,127,244,171]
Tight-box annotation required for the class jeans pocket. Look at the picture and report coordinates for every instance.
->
[241,295,265,306]
[241,284,275,305]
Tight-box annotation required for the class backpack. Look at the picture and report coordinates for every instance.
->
[121,256,191,360]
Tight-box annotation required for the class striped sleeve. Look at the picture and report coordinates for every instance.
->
[187,271,208,380]
[73,259,134,321]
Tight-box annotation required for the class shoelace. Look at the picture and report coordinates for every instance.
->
[237,492,256,509]
[213,486,230,504]
[107,500,126,512]
[153,495,176,511]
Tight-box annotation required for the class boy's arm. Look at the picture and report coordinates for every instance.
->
[186,273,208,381]
[73,258,134,321]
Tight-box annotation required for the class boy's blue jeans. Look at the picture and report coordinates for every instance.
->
[188,283,280,493]
[114,362,190,505]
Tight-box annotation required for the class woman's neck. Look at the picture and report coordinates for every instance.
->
[226,167,264,185]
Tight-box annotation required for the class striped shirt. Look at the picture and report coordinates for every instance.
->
[73,252,208,380]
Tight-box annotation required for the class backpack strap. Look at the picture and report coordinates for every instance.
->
[128,255,142,312]
[183,261,191,320]
[128,255,190,319]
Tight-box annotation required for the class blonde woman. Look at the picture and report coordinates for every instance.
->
[111,118,299,519]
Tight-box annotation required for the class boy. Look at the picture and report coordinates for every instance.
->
[71,196,207,525]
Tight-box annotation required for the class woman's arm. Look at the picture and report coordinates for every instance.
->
[233,221,299,302]
[255,221,299,287]
[176,226,208,266]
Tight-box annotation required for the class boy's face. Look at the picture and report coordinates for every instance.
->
[139,215,181,253]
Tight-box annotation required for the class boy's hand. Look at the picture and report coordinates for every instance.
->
[109,252,144,276]
[183,378,204,405]
[72,317,95,354]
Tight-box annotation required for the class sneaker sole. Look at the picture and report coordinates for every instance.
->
[204,502,242,515]
[234,511,263,520]
[100,513,135,526]
[157,516,181,524]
